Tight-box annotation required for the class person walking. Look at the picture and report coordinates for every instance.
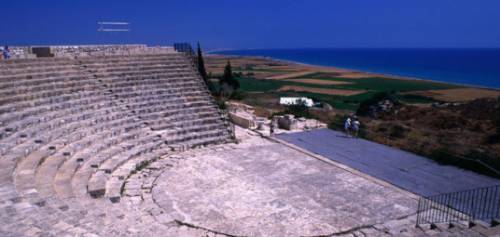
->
[344,117,352,137]
[2,46,11,60]
[352,117,361,138]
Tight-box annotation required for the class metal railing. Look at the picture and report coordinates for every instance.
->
[174,43,197,67]
[416,184,500,226]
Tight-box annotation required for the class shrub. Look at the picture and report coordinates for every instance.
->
[428,147,500,178]
[356,92,397,116]
[487,118,500,144]
[389,124,407,139]
[286,104,310,118]
[216,99,227,110]
[207,80,217,95]
[328,114,347,131]
[399,94,437,103]
[279,100,315,119]
[466,149,500,171]
[229,90,245,100]
[487,129,500,144]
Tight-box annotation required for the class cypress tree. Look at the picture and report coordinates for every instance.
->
[197,42,208,84]
[197,42,217,93]
[220,60,240,97]
[222,60,233,83]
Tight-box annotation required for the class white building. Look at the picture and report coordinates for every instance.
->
[279,97,314,107]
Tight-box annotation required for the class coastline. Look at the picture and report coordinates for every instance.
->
[208,52,500,91]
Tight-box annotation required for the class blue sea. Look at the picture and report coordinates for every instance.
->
[214,48,500,89]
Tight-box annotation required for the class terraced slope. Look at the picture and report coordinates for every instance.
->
[0,53,232,236]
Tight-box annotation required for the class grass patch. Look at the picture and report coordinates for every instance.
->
[234,73,459,112]
[236,77,284,92]
[240,67,292,73]
[299,72,459,92]
[396,94,438,104]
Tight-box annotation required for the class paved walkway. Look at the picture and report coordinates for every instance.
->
[276,129,500,197]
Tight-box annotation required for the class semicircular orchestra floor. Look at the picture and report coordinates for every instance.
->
[124,128,417,237]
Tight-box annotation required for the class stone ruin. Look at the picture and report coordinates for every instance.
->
[4,44,175,59]
[0,45,234,236]
[0,45,496,237]
[226,101,326,134]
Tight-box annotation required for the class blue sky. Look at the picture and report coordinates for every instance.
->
[1,0,499,49]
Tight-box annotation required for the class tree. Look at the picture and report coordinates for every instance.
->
[197,42,216,93]
[222,60,233,82]
[219,60,240,98]
[197,42,208,83]
[356,92,398,117]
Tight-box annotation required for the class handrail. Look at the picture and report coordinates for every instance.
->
[173,43,197,67]
[416,184,500,226]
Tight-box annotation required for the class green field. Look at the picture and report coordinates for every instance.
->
[234,72,460,111]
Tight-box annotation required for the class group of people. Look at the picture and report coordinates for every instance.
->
[344,115,361,138]
[1,46,11,60]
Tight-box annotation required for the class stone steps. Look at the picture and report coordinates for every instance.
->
[53,128,137,199]
[105,80,203,93]
[121,148,231,236]
[0,65,81,77]
[0,68,83,81]
[98,73,198,85]
[91,68,195,80]
[0,74,87,89]
[139,105,218,122]
[0,52,232,236]
[87,62,190,73]
[0,82,100,106]
[80,57,186,66]
[77,53,183,62]
[88,140,166,199]
[2,104,125,156]
[0,76,94,97]
[0,90,105,120]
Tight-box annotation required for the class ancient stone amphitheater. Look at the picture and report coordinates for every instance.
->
[1,45,499,237]
[0,45,236,236]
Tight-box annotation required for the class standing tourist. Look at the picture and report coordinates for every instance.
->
[352,117,361,138]
[344,117,351,137]
[2,46,11,60]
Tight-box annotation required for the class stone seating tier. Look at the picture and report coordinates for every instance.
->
[0,52,233,236]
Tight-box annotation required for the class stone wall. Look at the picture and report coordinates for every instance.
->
[3,44,175,59]
[50,45,175,57]
[227,102,257,129]
[229,111,255,129]
[4,47,36,59]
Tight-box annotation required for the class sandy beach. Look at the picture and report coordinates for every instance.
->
[206,54,500,101]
